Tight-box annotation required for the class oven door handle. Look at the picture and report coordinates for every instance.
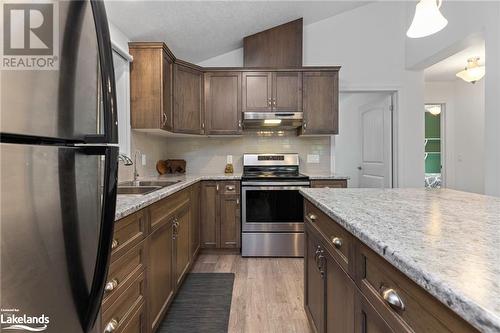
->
[241,181,310,187]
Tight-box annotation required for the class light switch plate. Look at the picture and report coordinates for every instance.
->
[227,155,233,164]
[141,154,146,166]
[307,154,320,164]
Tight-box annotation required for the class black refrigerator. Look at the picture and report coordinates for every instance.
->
[1,1,118,332]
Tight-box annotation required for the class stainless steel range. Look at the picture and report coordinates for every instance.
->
[241,153,309,257]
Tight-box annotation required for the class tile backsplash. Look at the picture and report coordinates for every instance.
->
[119,132,332,181]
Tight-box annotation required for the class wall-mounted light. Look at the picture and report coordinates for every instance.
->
[407,0,448,38]
[456,57,485,84]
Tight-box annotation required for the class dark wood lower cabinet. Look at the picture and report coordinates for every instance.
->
[148,217,174,332]
[200,181,241,250]
[304,199,480,333]
[174,201,191,289]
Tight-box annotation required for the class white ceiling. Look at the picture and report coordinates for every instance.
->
[105,1,370,63]
[424,42,486,82]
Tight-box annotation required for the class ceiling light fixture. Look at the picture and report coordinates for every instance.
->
[456,57,485,84]
[407,0,448,38]
[425,105,441,116]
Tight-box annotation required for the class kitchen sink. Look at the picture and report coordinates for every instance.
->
[117,186,161,195]
[119,180,181,187]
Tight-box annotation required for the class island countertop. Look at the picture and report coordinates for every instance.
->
[299,188,500,333]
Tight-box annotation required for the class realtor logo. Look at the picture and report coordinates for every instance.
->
[1,1,59,70]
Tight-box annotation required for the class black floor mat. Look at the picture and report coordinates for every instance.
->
[158,273,235,333]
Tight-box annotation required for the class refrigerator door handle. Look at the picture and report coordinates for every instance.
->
[86,0,118,144]
[82,146,118,332]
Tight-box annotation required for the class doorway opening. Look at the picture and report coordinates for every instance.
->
[424,104,444,188]
[333,92,395,188]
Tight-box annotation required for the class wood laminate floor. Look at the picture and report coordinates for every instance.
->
[191,254,312,333]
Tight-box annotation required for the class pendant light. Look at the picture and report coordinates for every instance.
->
[456,57,485,84]
[407,0,448,38]
[425,105,441,116]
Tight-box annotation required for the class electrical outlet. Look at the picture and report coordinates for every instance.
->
[307,154,320,164]
[227,155,233,164]
[141,154,146,166]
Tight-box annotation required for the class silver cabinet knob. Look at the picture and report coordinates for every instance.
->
[380,287,405,311]
[331,237,343,249]
[111,239,119,250]
[104,278,119,293]
[308,213,317,222]
[226,185,235,191]
[103,318,118,333]
[162,112,167,126]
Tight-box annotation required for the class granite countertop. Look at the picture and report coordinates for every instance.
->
[115,173,241,220]
[299,188,500,333]
[302,172,349,180]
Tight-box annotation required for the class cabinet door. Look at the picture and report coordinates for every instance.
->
[242,72,273,112]
[302,71,339,135]
[174,64,204,134]
[273,72,302,112]
[200,181,218,248]
[205,72,242,134]
[162,52,174,131]
[219,193,240,249]
[148,220,174,331]
[190,183,201,259]
[326,254,355,333]
[130,46,162,129]
[305,230,326,333]
[355,292,395,333]
[174,204,191,289]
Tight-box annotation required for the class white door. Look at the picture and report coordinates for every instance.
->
[359,95,392,188]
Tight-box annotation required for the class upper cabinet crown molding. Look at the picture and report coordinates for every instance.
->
[243,18,303,68]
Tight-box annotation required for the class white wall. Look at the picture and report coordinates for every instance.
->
[198,2,425,188]
[425,80,485,194]
[406,1,500,196]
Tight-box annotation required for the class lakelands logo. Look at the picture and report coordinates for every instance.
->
[1,0,59,70]
[1,308,49,331]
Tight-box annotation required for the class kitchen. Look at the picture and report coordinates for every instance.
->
[1,1,499,333]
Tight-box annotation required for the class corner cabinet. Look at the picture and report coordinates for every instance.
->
[129,42,174,131]
[204,71,242,134]
[200,181,241,249]
[173,62,204,134]
[300,71,339,135]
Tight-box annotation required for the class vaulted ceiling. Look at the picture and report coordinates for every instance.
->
[105,1,371,63]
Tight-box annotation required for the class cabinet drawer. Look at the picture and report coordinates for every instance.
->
[310,179,347,188]
[220,181,240,194]
[149,189,189,230]
[356,243,479,333]
[102,271,146,333]
[117,301,147,333]
[102,241,147,310]
[305,200,353,275]
[112,210,147,260]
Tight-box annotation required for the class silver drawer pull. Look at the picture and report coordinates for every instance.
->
[111,239,119,250]
[226,185,235,191]
[307,213,317,222]
[331,237,343,249]
[381,287,405,311]
[103,318,119,333]
[104,278,119,293]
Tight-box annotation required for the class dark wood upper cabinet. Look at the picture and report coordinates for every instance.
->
[204,71,242,134]
[129,42,174,130]
[273,72,302,112]
[301,71,339,135]
[242,72,273,112]
[244,18,303,68]
[174,62,204,134]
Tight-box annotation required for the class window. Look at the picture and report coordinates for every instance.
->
[112,50,131,156]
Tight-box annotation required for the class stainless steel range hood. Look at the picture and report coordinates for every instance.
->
[243,112,303,129]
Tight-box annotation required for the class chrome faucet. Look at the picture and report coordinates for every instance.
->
[118,154,133,166]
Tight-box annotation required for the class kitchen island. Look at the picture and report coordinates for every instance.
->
[300,188,500,333]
